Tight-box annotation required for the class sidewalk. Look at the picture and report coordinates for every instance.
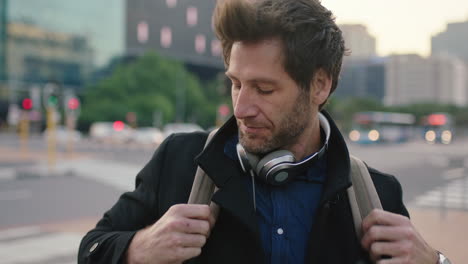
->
[409,208,467,264]
[0,146,141,191]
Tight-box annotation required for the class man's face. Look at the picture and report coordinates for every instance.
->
[226,38,316,155]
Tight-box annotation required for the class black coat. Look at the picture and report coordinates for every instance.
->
[78,112,409,264]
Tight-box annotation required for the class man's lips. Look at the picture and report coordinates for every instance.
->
[240,124,267,134]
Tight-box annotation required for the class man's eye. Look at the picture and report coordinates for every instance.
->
[257,87,273,94]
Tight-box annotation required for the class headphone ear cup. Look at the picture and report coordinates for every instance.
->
[255,150,295,178]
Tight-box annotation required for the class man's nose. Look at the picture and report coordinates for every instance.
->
[233,87,258,119]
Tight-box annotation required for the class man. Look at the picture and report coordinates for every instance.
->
[79,0,447,263]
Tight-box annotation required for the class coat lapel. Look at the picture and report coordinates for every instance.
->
[195,117,260,237]
[319,110,352,205]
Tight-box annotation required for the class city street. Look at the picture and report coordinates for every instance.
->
[1,133,467,263]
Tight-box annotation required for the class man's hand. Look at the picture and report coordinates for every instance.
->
[126,204,216,264]
[361,209,438,264]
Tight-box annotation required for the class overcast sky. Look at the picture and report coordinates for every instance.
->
[322,0,468,57]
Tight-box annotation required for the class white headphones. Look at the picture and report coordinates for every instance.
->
[236,113,331,186]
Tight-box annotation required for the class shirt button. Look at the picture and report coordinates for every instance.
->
[277,228,284,235]
[89,242,99,253]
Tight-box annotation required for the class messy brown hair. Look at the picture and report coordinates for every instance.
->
[214,0,346,108]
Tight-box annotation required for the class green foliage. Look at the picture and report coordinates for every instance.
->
[78,52,228,131]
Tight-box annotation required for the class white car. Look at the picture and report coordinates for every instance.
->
[131,127,165,145]
[89,121,134,143]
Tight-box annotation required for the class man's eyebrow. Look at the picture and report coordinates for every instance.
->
[251,78,278,85]
[225,72,237,80]
[225,72,278,85]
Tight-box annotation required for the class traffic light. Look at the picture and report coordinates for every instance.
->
[43,82,60,108]
[22,98,33,110]
[47,92,59,107]
[67,97,80,110]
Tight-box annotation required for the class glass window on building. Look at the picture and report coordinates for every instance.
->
[211,39,221,57]
[166,0,177,8]
[187,7,198,27]
[137,21,149,44]
[195,34,206,54]
[160,27,172,48]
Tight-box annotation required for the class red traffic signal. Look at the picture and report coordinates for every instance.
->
[113,121,125,132]
[22,98,33,110]
[67,97,80,110]
[218,104,230,117]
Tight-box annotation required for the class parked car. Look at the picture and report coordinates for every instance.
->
[131,127,165,145]
[89,121,134,143]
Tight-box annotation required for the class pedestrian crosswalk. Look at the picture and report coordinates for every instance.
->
[410,169,468,210]
[0,226,82,264]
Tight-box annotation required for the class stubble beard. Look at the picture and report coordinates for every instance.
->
[239,90,311,155]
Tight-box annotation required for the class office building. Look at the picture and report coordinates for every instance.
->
[8,0,123,67]
[6,22,94,88]
[339,24,376,59]
[126,0,223,81]
[0,0,7,81]
[432,20,468,65]
[384,54,467,106]
[335,58,385,102]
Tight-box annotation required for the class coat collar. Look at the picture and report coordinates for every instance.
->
[319,110,353,204]
[195,118,259,235]
[194,110,352,233]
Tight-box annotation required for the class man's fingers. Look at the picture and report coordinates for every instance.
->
[361,225,414,250]
[174,247,202,262]
[169,204,212,220]
[183,218,211,236]
[170,233,207,248]
[376,256,407,264]
[165,217,211,236]
[368,241,411,262]
[362,209,411,233]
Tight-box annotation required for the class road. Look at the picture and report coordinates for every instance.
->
[0,133,467,263]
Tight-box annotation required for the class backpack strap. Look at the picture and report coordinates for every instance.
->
[347,155,383,239]
[188,129,220,219]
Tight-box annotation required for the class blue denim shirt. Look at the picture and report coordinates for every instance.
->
[224,136,327,264]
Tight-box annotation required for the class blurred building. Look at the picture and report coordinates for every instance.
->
[339,24,376,59]
[7,22,94,88]
[335,58,385,102]
[8,0,123,68]
[125,0,223,81]
[384,54,467,106]
[0,0,7,81]
[432,20,468,65]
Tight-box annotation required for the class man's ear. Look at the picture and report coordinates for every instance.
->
[310,69,332,106]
